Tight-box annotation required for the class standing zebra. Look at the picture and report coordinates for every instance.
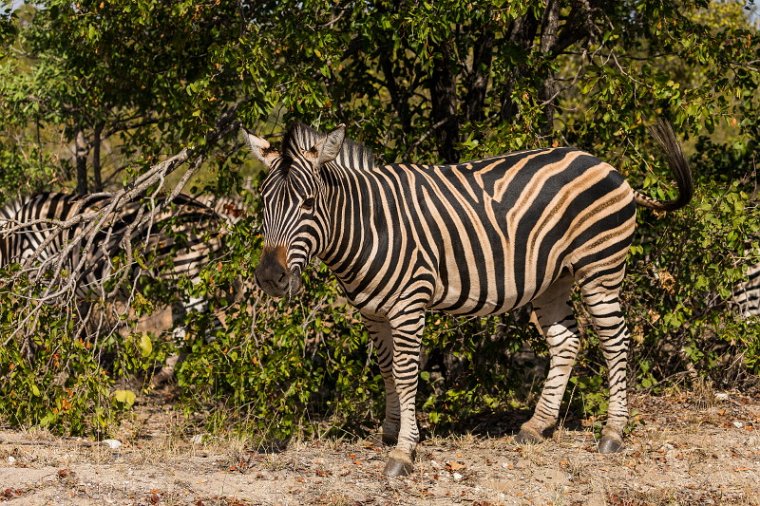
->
[244,121,693,477]
[0,191,229,327]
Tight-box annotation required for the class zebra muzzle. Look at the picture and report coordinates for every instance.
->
[254,246,302,297]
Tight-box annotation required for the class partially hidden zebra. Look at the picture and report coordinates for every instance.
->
[0,191,231,334]
[731,259,760,318]
[243,121,693,478]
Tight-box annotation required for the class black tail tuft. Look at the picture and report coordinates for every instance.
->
[634,119,694,212]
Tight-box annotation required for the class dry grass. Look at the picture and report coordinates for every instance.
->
[1,391,759,505]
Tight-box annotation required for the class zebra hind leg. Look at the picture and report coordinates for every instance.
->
[516,275,580,445]
[580,277,630,454]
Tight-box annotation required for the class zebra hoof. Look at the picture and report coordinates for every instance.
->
[381,433,398,446]
[514,427,544,445]
[383,450,414,478]
[598,435,623,454]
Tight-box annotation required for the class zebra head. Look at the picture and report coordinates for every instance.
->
[243,123,346,297]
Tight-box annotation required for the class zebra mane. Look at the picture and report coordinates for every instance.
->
[282,122,377,171]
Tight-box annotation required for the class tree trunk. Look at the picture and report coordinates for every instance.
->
[75,129,89,195]
[430,41,460,163]
[464,29,494,123]
[92,123,103,192]
[500,13,539,123]
[379,50,412,134]
[539,0,561,140]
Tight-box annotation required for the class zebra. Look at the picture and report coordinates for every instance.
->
[243,120,693,477]
[731,260,760,318]
[0,191,231,334]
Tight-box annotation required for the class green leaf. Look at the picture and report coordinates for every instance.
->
[138,333,153,358]
[114,389,136,409]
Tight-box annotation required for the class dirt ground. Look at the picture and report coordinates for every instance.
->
[0,391,758,506]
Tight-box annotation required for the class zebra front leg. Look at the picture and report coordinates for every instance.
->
[383,307,425,478]
[581,282,630,454]
[362,315,400,445]
[516,276,579,445]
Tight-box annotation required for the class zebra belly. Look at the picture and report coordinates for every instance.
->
[427,268,548,316]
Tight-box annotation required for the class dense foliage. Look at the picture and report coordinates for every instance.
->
[0,0,757,440]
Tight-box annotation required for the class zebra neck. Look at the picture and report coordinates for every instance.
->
[317,164,392,288]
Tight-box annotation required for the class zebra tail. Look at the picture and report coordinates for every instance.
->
[634,119,694,212]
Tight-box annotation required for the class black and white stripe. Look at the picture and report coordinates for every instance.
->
[731,259,760,318]
[0,191,229,321]
[245,120,693,476]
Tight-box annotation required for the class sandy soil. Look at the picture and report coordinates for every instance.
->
[1,392,758,506]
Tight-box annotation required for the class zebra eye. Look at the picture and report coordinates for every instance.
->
[301,197,315,211]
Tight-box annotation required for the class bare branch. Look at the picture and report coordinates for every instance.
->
[1,103,244,347]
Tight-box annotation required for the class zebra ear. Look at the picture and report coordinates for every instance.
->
[241,128,279,169]
[310,124,346,168]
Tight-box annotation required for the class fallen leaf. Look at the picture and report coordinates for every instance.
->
[2,489,22,499]
[446,461,466,471]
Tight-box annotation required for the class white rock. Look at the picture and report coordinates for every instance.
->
[102,439,122,449]
[452,472,464,482]
[733,421,744,429]
[715,392,729,401]
[7,456,16,464]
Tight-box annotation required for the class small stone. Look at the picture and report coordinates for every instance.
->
[733,421,744,429]
[7,456,16,464]
[102,439,122,449]
[452,472,464,482]
[715,392,729,401]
